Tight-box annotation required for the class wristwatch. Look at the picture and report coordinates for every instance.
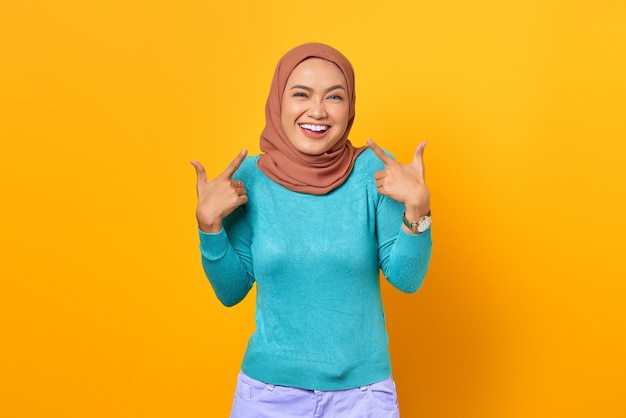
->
[403,212,432,234]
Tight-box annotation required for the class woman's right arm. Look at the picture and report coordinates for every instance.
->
[191,150,254,306]
[198,206,254,307]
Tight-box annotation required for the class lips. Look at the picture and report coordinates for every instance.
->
[298,123,330,139]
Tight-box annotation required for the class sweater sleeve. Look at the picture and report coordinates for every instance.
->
[198,206,255,307]
[376,194,432,294]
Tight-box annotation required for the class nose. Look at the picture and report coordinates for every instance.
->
[308,100,327,119]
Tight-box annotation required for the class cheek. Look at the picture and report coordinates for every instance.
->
[280,101,298,126]
[280,104,292,131]
[333,106,350,128]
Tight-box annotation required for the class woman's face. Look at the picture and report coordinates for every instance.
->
[281,58,350,156]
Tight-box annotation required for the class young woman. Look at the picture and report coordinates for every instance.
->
[192,42,432,418]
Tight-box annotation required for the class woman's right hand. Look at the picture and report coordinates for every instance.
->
[191,149,248,233]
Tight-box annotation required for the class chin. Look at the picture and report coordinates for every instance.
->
[297,149,324,156]
[292,141,326,156]
[296,139,343,156]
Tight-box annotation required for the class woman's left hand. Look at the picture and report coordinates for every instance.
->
[367,138,430,220]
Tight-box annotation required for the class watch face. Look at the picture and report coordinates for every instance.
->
[418,218,431,232]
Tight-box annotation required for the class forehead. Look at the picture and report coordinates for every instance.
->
[286,58,347,86]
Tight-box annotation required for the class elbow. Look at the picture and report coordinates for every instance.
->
[210,280,253,307]
[398,276,425,294]
[213,288,248,307]
[218,297,241,308]
[402,252,432,294]
[388,264,429,294]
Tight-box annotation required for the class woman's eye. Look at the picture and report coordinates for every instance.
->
[293,92,308,98]
[328,94,343,101]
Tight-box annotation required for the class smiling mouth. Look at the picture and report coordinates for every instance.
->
[299,123,329,133]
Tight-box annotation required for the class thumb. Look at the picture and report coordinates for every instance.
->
[190,160,207,183]
[411,142,427,180]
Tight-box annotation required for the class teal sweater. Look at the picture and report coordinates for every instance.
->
[199,149,432,391]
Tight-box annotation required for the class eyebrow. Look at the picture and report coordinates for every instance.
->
[289,84,346,93]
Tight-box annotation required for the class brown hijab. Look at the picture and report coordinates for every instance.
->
[257,43,366,195]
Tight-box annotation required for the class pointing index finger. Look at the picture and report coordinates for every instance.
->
[367,139,394,166]
[222,148,248,179]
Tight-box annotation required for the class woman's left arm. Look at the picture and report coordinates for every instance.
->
[369,139,433,293]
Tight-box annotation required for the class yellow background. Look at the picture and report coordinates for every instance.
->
[2,1,625,417]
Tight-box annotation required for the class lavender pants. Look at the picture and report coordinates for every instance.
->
[229,371,400,418]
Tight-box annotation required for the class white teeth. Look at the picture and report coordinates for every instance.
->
[300,124,328,132]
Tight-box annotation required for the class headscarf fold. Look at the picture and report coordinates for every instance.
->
[257,43,366,195]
